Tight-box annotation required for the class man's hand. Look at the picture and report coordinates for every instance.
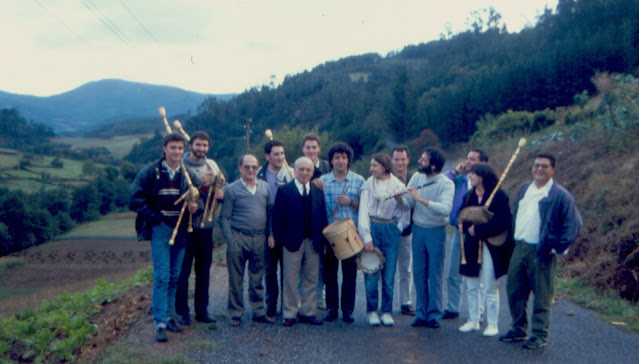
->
[364,241,374,251]
[268,236,275,249]
[337,195,351,206]
[394,194,404,204]
[214,189,224,200]
[201,172,213,185]
[455,163,466,175]
[313,179,325,190]
[187,201,198,214]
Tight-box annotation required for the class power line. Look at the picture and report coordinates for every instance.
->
[32,0,89,45]
[119,0,158,42]
[81,0,129,45]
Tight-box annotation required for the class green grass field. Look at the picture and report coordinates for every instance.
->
[59,211,137,239]
[56,134,152,159]
[0,149,97,192]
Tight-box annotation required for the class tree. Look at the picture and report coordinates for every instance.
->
[70,184,100,223]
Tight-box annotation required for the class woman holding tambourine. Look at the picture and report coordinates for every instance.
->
[458,163,514,337]
[358,153,411,327]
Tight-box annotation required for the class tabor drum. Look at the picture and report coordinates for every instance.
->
[322,217,364,260]
[357,247,385,274]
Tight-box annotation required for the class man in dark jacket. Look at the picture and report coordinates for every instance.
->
[129,132,202,342]
[272,157,328,327]
[257,139,293,318]
[499,152,582,349]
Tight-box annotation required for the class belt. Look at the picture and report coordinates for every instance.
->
[370,217,395,225]
[233,228,264,237]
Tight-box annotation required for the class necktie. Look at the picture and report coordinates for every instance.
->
[303,184,308,196]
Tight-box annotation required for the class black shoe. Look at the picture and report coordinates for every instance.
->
[177,315,191,326]
[324,309,339,322]
[166,319,182,333]
[253,315,275,324]
[195,314,216,323]
[400,304,416,316]
[411,318,429,327]
[426,319,440,329]
[342,311,354,323]
[229,317,241,327]
[282,318,297,327]
[442,310,459,320]
[523,337,547,349]
[155,327,168,342]
[299,315,324,326]
[499,330,527,343]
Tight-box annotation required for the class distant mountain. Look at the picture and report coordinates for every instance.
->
[0,79,235,135]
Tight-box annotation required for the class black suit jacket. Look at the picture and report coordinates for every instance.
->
[272,180,328,253]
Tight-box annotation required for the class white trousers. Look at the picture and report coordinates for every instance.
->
[464,244,500,326]
[397,233,414,305]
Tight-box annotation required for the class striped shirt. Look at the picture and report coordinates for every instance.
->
[320,170,365,225]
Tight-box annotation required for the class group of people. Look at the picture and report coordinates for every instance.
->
[130,131,582,351]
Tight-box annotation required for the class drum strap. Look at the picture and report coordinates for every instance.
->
[329,182,350,222]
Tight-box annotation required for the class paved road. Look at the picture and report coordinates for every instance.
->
[121,234,639,363]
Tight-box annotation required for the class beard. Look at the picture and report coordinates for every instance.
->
[193,150,207,159]
[418,164,432,174]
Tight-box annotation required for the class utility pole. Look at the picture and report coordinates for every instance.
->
[245,118,251,152]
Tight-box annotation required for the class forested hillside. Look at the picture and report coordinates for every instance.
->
[161,0,639,179]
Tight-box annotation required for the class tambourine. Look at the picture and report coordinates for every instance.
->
[357,247,385,274]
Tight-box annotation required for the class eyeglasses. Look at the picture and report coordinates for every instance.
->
[533,163,551,169]
[242,165,259,171]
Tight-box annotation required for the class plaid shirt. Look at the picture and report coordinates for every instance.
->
[319,170,365,225]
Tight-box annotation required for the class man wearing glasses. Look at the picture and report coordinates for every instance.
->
[220,155,274,327]
[499,152,582,349]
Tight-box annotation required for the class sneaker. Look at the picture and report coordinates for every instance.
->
[523,337,547,349]
[483,325,499,337]
[380,313,394,326]
[367,312,381,326]
[442,310,459,320]
[499,330,527,342]
[155,327,167,342]
[166,319,182,333]
[459,321,480,333]
[400,304,416,316]
[177,315,191,326]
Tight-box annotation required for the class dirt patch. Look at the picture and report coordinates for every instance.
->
[76,285,153,363]
[0,238,151,317]
[0,238,154,362]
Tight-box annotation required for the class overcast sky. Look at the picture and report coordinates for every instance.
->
[1,0,557,97]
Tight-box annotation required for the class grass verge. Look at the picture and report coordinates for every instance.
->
[0,268,152,363]
[556,276,639,333]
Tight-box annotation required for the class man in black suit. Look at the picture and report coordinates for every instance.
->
[272,157,329,327]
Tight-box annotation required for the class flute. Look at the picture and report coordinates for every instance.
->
[384,181,437,200]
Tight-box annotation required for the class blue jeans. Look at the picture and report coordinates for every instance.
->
[412,225,445,322]
[151,222,186,328]
[445,228,463,313]
[364,220,400,313]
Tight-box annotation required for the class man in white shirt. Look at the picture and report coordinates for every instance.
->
[499,152,582,349]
